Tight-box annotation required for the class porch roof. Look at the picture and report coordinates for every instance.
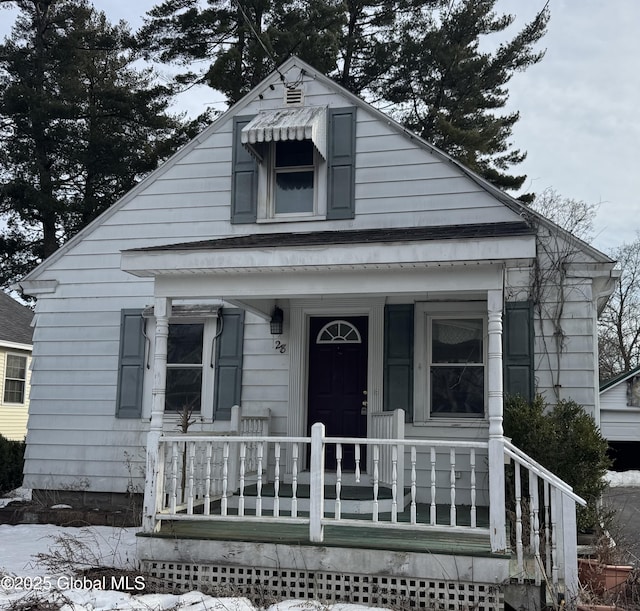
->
[120,222,536,303]
[122,222,535,276]
[126,221,532,253]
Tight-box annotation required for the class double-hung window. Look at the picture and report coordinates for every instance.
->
[117,307,244,421]
[4,354,27,404]
[415,304,487,420]
[166,323,204,413]
[430,318,485,417]
[239,106,327,222]
[232,105,356,224]
[272,140,316,215]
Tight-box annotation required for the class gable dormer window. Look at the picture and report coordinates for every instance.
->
[239,107,325,221]
[273,139,315,214]
[231,106,356,224]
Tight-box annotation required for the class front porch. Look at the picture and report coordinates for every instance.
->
[125,230,584,608]
[139,413,585,609]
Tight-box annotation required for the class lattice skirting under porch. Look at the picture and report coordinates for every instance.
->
[140,561,504,610]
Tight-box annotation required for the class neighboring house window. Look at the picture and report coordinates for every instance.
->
[166,323,204,413]
[415,304,487,420]
[4,354,27,404]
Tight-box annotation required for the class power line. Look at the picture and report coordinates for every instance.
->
[231,0,287,83]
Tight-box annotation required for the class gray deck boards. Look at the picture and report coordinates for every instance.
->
[141,517,506,559]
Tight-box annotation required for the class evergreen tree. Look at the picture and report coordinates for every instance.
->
[136,0,344,104]
[333,0,416,96]
[0,0,197,287]
[137,0,547,192]
[385,0,549,192]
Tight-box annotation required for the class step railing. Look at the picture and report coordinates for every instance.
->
[150,423,490,542]
[504,440,586,598]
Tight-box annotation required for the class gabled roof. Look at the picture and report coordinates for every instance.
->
[600,365,640,392]
[0,291,33,347]
[18,56,614,286]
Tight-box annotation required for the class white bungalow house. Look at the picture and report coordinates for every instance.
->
[17,58,618,610]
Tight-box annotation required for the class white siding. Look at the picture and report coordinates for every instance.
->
[531,277,599,415]
[23,59,599,494]
[600,379,640,441]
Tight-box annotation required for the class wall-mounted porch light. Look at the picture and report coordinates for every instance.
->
[270,306,284,335]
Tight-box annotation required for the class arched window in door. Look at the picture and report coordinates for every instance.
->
[316,320,362,344]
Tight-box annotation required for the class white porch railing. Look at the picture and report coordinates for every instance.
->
[150,423,489,539]
[504,440,586,599]
[143,423,585,595]
[370,410,405,493]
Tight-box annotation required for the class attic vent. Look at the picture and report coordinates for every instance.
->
[284,87,304,106]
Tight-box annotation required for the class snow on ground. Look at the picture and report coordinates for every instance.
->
[606,470,640,487]
[0,510,387,611]
[3,473,640,610]
[0,488,31,509]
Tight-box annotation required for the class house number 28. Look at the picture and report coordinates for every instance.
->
[274,340,287,353]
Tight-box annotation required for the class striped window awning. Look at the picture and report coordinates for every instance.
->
[241,106,327,159]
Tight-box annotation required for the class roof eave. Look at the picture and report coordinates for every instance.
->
[600,365,640,392]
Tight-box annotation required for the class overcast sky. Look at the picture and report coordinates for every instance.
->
[1,0,638,254]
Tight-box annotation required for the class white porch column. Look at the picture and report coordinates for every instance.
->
[487,289,507,552]
[142,297,172,532]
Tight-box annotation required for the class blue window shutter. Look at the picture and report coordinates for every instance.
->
[504,301,535,402]
[384,304,414,421]
[116,309,145,419]
[231,116,257,224]
[327,107,356,220]
[214,309,245,420]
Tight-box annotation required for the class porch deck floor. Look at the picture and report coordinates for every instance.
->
[142,505,505,559]
[181,492,490,529]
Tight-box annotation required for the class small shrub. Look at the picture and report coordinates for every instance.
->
[504,395,611,531]
[0,433,25,493]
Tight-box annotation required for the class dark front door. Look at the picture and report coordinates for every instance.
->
[308,316,368,469]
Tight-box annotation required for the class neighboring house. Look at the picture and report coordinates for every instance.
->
[599,366,640,469]
[0,291,33,441]
[17,58,618,610]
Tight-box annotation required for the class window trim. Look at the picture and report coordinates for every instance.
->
[155,316,218,421]
[3,352,28,405]
[165,321,205,414]
[414,302,488,422]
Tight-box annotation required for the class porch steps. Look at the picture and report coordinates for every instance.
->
[226,483,411,514]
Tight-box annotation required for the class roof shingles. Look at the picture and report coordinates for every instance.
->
[0,292,34,346]
[128,222,533,254]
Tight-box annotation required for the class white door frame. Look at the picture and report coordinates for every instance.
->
[287,298,385,443]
